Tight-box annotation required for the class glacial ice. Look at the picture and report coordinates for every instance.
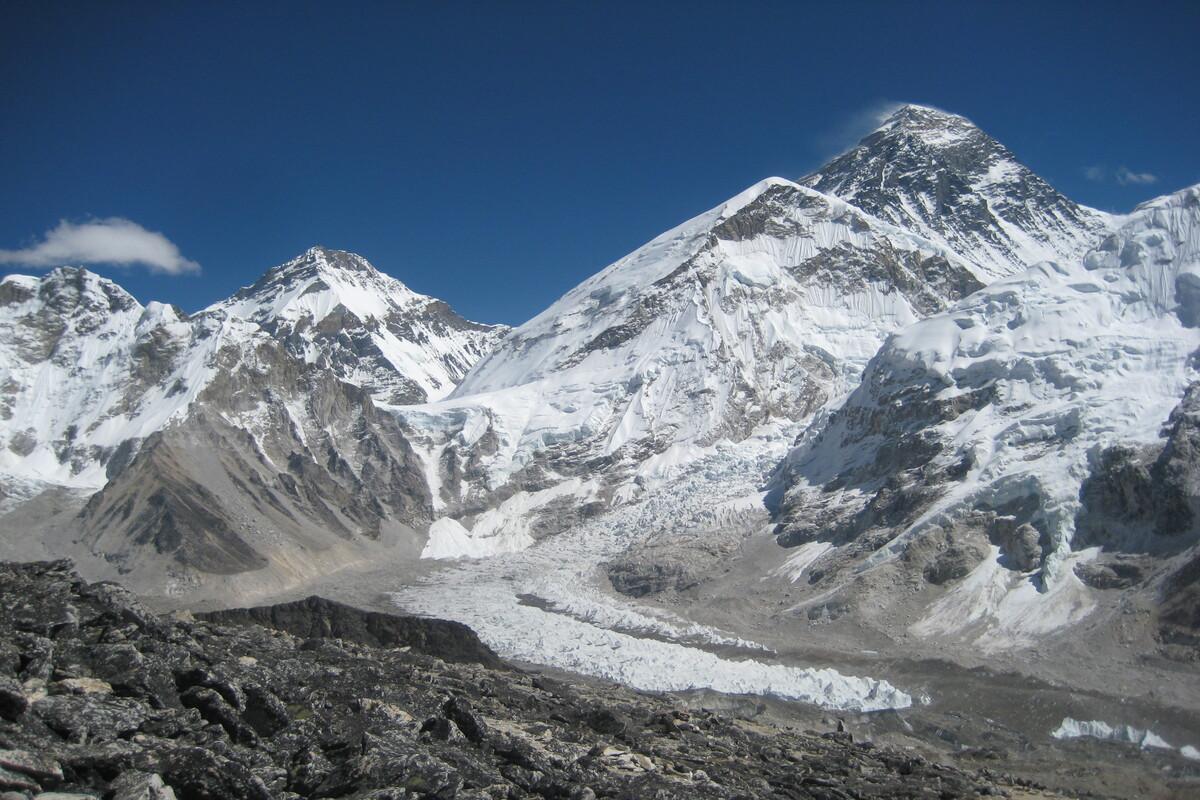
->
[393,424,913,712]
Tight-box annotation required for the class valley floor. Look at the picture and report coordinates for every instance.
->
[155,423,1200,799]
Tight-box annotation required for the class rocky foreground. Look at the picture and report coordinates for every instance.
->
[0,561,1056,800]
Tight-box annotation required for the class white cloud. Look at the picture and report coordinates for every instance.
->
[1116,166,1158,186]
[1082,165,1158,187]
[0,218,200,275]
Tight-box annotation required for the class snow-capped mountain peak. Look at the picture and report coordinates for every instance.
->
[396,175,987,559]
[453,176,981,398]
[212,247,507,404]
[872,103,979,143]
[5,265,141,319]
[217,245,422,326]
[0,246,505,500]
[0,266,220,491]
[804,104,1115,281]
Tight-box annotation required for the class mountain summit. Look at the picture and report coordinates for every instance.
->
[214,246,507,404]
[804,104,1114,279]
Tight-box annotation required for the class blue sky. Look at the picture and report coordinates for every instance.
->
[2,1,1197,325]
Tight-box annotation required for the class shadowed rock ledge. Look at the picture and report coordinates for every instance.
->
[198,595,505,670]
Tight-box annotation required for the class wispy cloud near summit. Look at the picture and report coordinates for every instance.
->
[1115,166,1158,186]
[1083,165,1158,187]
[812,101,906,163]
[0,218,200,275]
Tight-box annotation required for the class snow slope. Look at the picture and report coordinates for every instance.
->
[395,177,983,553]
[774,183,1200,648]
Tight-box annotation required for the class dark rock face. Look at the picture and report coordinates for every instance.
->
[0,560,1026,799]
[923,544,986,586]
[1073,560,1146,590]
[1159,550,1200,657]
[772,347,992,551]
[198,595,503,669]
[992,522,1043,573]
[1075,382,1200,554]
[605,559,696,598]
[803,105,1108,277]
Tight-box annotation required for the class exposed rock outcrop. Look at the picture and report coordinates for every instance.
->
[199,595,503,669]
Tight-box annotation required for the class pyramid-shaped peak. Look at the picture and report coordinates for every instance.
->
[224,245,415,306]
[293,245,381,277]
[803,105,1114,281]
[869,104,983,147]
[881,103,971,126]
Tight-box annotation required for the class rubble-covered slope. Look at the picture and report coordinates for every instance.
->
[0,559,1050,800]
[75,349,433,598]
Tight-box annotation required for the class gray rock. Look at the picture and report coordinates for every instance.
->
[178,686,255,745]
[0,766,39,793]
[924,545,986,585]
[1074,561,1145,590]
[241,684,289,738]
[0,559,1022,800]
[999,523,1043,572]
[0,677,27,721]
[109,771,177,800]
[0,750,63,784]
[198,595,502,668]
[397,753,463,799]
[33,695,146,742]
[442,696,487,743]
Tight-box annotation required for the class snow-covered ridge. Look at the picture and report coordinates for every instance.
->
[455,177,977,396]
[0,267,239,488]
[393,176,984,555]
